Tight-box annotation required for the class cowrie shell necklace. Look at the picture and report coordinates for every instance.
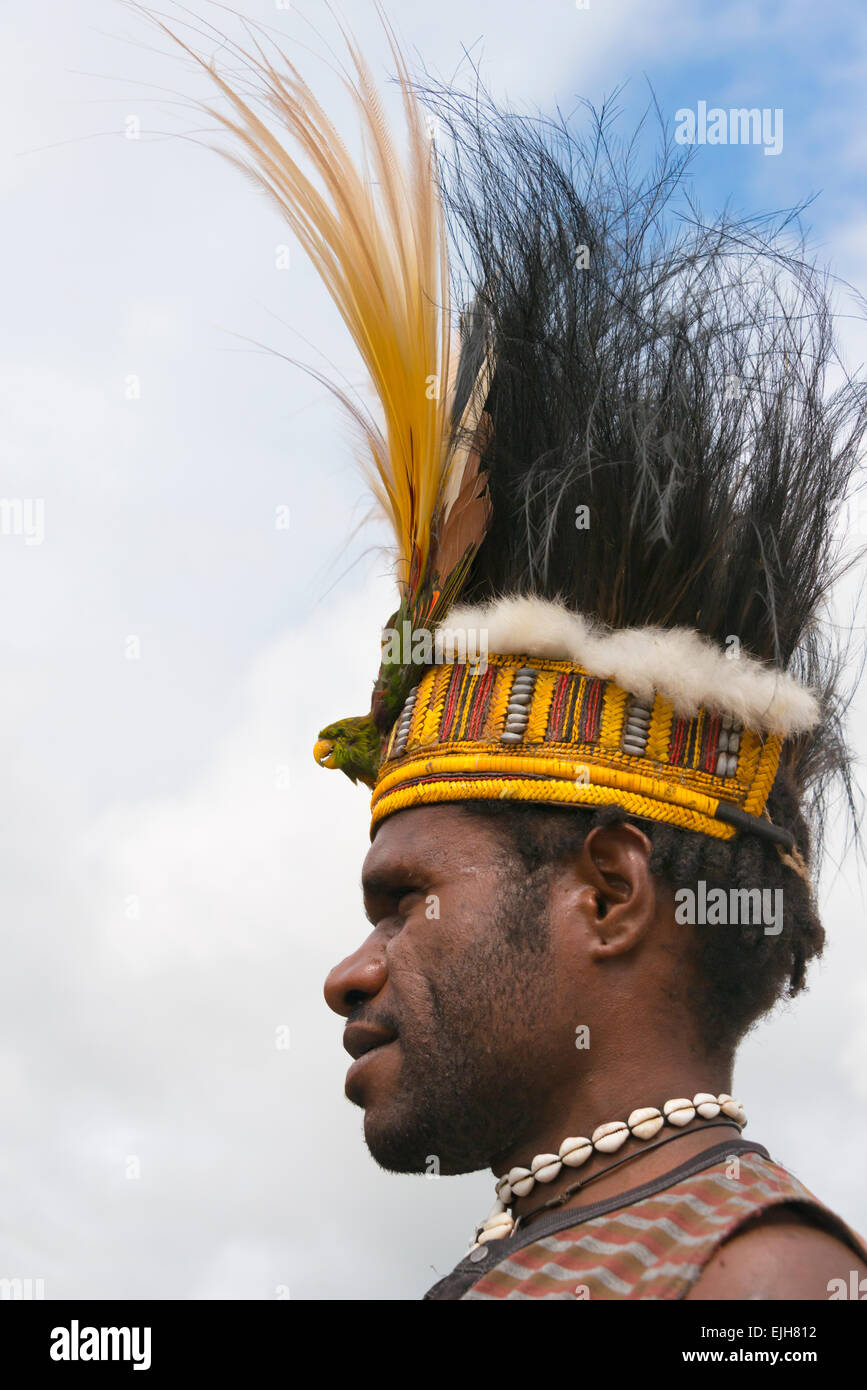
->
[472,1092,746,1248]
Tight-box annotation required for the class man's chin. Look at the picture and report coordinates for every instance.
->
[363,1127,429,1175]
[357,1085,430,1173]
[343,1045,427,1171]
[345,1044,497,1174]
[361,1106,488,1177]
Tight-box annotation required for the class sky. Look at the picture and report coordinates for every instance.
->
[2,0,866,1299]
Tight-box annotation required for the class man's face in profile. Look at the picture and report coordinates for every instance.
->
[323,804,570,1175]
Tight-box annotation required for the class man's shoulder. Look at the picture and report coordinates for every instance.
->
[686,1205,867,1300]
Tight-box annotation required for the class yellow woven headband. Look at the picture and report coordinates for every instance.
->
[370,654,788,848]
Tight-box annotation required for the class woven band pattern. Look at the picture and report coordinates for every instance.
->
[370,655,783,838]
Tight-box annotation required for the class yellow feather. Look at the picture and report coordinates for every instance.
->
[155,11,452,593]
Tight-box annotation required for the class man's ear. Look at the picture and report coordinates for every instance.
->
[570,821,657,958]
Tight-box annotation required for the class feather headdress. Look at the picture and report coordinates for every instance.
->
[165,12,866,859]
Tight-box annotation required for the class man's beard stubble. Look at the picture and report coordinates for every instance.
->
[362,865,556,1176]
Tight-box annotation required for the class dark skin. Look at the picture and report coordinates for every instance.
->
[324,803,867,1299]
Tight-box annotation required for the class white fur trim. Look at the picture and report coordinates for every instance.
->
[441,596,819,735]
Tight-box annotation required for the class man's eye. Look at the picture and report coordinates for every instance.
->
[397,889,423,912]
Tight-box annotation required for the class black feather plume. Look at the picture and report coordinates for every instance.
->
[422,82,867,846]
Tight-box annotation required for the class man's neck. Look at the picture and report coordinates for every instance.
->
[492,1062,737,1223]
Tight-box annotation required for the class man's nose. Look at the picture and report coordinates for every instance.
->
[323,933,389,1018]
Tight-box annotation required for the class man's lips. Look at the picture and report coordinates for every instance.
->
[343,1022,400,1101]
[342,1021,398,1062]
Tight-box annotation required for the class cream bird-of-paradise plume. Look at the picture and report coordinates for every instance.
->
[154,7,456,597]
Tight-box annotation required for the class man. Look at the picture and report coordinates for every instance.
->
[326,800,867,1298]
[176,13,867,1297]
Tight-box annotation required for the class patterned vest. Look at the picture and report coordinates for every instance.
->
[424,1140,867,1300]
